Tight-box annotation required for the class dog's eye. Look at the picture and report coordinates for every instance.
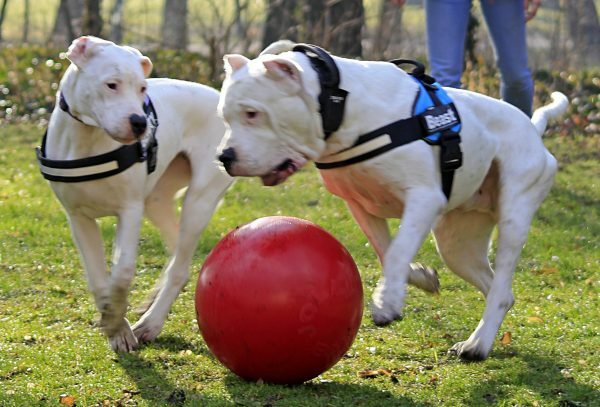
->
[107,83,118,91]
[140,86,147,93]
[245,110,258,120]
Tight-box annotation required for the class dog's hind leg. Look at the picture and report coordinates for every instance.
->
[138,154,192,316]
[433,210,495,297]
[443,155,556,360]
[133,163,232,343]
[145,153,192,254]
[347,200,440,294]
[433,209,497,360]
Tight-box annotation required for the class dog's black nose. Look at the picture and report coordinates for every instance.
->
[129,114,147,136]
[218,147,237,172]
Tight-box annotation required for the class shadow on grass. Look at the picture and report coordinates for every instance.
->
[222,375,426,407]
[465,350,600,406]
[117,334,426,406]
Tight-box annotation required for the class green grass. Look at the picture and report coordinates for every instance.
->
[0,118,598,406]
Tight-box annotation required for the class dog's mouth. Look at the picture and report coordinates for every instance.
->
[260,158,306,186]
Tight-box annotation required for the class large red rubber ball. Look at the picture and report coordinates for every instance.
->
[195,216,363,384]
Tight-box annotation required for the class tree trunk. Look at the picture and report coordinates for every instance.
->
[162,0,188,49]
[302,0,325,46]
[564,0,600,66]
[109,0,125,43]
[373,0,402,59]
[83,0,103,37]
[0,0,9,42]
[328,0,364,57]
[263,0,298,48]
[22,0,29,42]
[50,0,84,45]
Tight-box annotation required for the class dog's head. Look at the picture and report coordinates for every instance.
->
[216,46,326,186]
[61,36,153,143]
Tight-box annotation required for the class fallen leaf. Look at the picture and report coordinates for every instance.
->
[527,316,544,323]
[500,331,512,345]
[560,368,573,379]
[538,267,558,274]
[59,394,75,406]
[358,368,392,378]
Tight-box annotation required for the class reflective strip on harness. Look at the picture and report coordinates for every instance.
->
[38,160,119,178]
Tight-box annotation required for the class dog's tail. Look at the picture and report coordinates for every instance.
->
[260,40,296,56]
[531,92,569,137]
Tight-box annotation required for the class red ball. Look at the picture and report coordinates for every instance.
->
[195,216,363,384]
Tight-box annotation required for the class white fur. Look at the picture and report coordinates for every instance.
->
[217,45,568,361]
[45,36,232,352]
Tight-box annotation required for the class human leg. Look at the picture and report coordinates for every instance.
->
[424,0,472,87]
[480,0,534,116]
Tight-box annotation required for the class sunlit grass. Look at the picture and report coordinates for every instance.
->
[0,110,598,407]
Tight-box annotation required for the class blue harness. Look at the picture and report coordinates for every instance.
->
[413,78,462,144]
[306,54,463,200]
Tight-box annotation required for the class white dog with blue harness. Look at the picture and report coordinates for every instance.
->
[216,42,568,361]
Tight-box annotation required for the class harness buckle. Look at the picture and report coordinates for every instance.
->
[439,132,462,172]
[146,136,158,173]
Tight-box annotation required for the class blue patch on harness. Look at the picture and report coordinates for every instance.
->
[412,77,461,143]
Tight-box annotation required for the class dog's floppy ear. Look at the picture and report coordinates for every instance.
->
[67,36,106,69]
[262,58,301,82]
[223,54,250,75]
[140,56,153,77]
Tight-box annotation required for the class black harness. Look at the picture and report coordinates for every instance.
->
[294,44,463,200]
[36,94,159,183]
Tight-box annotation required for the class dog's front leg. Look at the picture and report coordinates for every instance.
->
[68,214,110,316]
[346,200,440,294]
[371,188,445,326]
[101,205,144,352]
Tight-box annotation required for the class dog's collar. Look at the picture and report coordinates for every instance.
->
[58,92,101,127]
[315,60,463,200]
[36,95,159,182]
[292,44,348,140]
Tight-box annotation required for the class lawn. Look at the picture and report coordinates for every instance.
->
[0,116,598,406]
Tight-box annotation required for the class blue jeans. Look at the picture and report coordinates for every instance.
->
[425,0,533,116]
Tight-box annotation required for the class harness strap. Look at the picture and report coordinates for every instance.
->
[316,59,463,200]
[36,95,159,183]
[315,110,425,170]
[292,44,348,140]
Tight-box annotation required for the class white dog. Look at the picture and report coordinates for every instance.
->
[37,36,232,352]
[216,42,568,360]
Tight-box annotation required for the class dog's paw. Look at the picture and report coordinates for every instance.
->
[132,316,163,343]
[371,303,403,326]
[99,301,129,336]
[370,278,405,326]
[108,319,139,352]
[408,263,440,294]
[448,340,489,362]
